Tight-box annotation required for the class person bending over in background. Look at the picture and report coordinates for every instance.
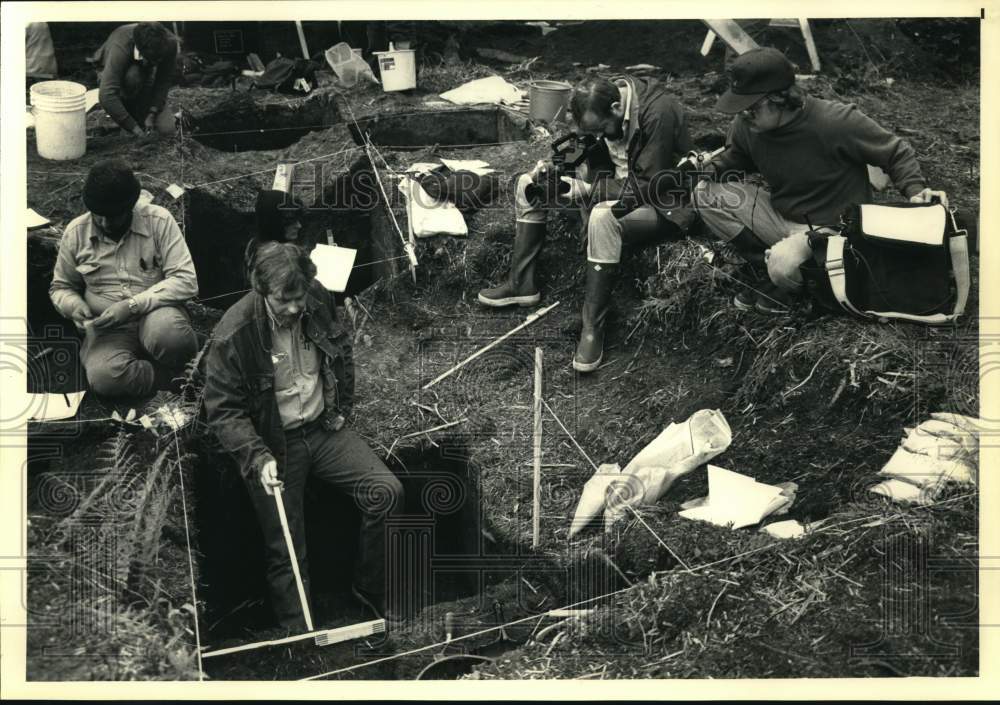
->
[694,47,948,314]
[478,75,695,372]
[49,160,199,397]
[92,22,178,138]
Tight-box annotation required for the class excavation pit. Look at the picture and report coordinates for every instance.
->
[187,91,341,153]
[191,438,496,637]
[349,107,530,149]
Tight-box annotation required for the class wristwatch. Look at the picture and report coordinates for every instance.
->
[127,297,139,315]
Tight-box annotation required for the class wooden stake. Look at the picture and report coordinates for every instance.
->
[532,347,543,549]
[799,18,822,72]
[421,302,561,390]
[295,21,310,60]
[274,486,314,631]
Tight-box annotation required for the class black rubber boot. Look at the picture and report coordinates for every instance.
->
[573,262,617,373]
[478,221,546,307]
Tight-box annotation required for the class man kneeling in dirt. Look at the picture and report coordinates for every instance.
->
[92,21,178,139]
[478,75,695,372]
[695,47,948,314]
[203,242,404,630]
[49,160,199,397]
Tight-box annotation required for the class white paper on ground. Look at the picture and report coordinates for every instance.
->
[26,208,50,229]
[440,76,524,106]
[85,88,100,112]
[397,178,467,238]
[28,391,86,421]
[440,159,495,176]
[761,518,827,539]
[678,465,787,529]
[405,162,442,176]
[272,164,294,193]
[310,244,358,293]
[166,183,186,200]
[762,519,806,539]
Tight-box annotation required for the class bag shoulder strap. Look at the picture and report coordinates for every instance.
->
[824,207,971,325]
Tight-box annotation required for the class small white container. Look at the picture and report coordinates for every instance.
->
[373,42,416,92]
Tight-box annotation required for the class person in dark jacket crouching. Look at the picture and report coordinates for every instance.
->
[203,242,404,629]
[694,47,948,314]
[478,75,696,372]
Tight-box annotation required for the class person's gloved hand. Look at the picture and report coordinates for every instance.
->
[331,414,346,431]
[910,187,949,208]
[68,301,93,334]
[559,176,592,201]
[90,300,134,331]
[259,458,281,495]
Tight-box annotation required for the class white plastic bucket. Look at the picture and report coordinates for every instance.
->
[373,43,416,92]
[30,80,87,160]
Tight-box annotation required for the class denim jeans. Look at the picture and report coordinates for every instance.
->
[242,420,403,629]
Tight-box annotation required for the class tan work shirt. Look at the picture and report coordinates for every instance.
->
[49,202,198,318]
[266,304,324,431]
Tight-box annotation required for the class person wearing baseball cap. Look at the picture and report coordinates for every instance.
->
[49,160,199,397]
[694,47,949,314]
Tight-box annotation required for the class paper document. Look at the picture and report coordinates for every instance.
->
[28,391,86,421]
[85,88,100,112]
[397,178,468,238]
[405,162,442,176]
[440,159,495,176]
[310,244,357,293]
[678,465,788,529]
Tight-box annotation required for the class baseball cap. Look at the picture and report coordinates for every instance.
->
[715,47,795,114]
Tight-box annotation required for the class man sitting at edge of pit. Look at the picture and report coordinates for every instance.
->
[49,160,199,397]
[694,47,948,314]
[478,74,696,373]
[203,242,405,630]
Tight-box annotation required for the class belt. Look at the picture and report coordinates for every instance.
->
[282,414,324,438]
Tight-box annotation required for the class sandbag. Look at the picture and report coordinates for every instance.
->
[622,409,732,505]
[569,464,622,537]
[568,409,732,537]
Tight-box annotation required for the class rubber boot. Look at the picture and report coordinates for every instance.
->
[730,227,769,310]
[573,262,617,373]
[478,221,545,307]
